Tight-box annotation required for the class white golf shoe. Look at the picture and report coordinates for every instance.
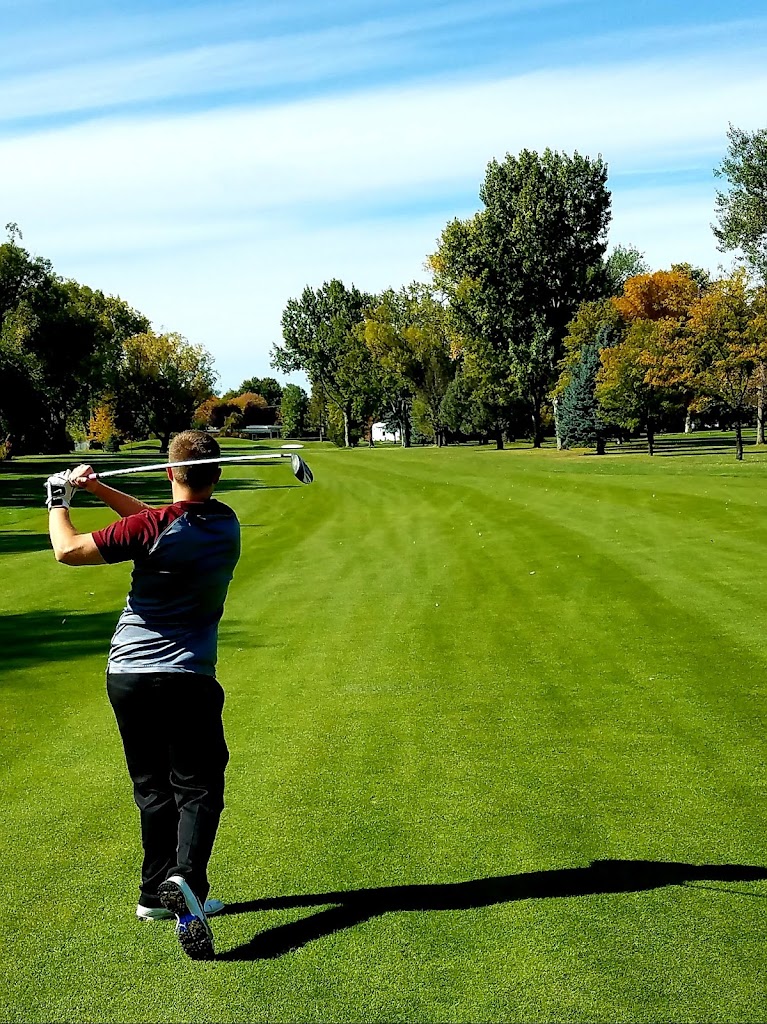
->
[157,875,215,960]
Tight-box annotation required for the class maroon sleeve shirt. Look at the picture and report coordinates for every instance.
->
[92,504,190,563]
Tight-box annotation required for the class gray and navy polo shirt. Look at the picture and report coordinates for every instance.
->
[93,499,241,677]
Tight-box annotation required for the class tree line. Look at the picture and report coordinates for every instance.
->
[271,125,767,459]
[190,377,310,439]
[556,266,767,459]
[0,224,217,456]
[0,223,314,457]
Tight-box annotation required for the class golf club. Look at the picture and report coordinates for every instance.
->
[82,452,314,485]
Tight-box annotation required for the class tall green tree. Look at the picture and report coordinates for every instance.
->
[431,148,611,446]
[114,331,217,452]
[359,290,415,448]
[273,279,375,447]
[0,236,52,320]
[432,216,516,447]
[715,124,767,279]
[714,123,767,442]
[279,383,309,437]
[439,364,495,442]
[0,304,43,454]
[0,238,60,451]
[0,232,149,452]
[362,284,456,446]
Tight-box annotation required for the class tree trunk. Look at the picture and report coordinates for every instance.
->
[646,419,654,456]
[596,435,605,455]
[757,364,766,444]
[160,431,171,454]
[531,402,543,448]
[553,397,562,450]
[735,420,744,461]
[684,408,693,433]
[401,416,411,448]
[495,424,504,450]
[343,407,351,448]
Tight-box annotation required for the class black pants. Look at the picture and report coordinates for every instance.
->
[107,671,229,908]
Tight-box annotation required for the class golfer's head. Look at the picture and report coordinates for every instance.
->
[168,430,221,493]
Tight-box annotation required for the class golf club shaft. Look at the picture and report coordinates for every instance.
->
[86,453,288,480]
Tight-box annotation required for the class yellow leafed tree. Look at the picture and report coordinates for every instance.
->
[683,271,763,460]
[614,270,700,323]
[88,401,120,449]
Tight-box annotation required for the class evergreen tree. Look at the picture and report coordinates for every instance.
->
[559,342,602,450]
[559,324,619,453]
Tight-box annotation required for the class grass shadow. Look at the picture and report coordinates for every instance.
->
[0,531,53,555]
[0,609,118,674]
[216,859,767,961]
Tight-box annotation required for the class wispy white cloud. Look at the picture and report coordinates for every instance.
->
[2,33,396,122]
[3,47,762,386]
[1,0,567,115]
[5,53,765,228]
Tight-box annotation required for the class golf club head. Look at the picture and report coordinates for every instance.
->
[291,453,314,485]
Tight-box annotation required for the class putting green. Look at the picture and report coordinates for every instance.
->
[1,437,766,1023]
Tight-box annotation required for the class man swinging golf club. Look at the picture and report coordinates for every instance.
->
[45,430,241,961]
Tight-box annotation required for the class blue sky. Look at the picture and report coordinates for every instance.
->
[3,0,766,390]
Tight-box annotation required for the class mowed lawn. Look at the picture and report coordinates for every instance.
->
[1,437,766,1024]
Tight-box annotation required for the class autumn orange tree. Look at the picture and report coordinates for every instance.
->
[192,395,224,429]
[613,268,701,322]
[596,318,683,455]
[229,391,270,425]
[596,268,702,451]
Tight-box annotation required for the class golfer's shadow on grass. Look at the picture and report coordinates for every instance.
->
[216,859,767,961]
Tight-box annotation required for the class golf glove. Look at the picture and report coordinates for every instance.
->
[45,472,75,510]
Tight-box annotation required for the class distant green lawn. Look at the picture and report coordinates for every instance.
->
[2,436,766,1024]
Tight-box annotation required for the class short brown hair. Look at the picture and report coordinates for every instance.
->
[168,430,221,490]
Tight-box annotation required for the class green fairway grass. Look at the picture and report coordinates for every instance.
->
[2,438,766,1023]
